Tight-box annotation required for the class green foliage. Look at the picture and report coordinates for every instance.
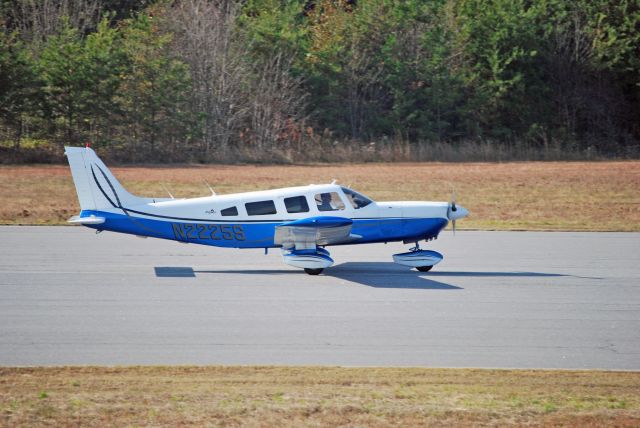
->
[8,8,192,157]
[38,19,95,143]
[0,31,40,146]
[117,11,192,157]
[452,0,542,139]
[1,0,639,161]
[240,0,308,59]
[382,0,467,141]
[83,17,127,138]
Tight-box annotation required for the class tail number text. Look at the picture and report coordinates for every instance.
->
[172,223,245,241]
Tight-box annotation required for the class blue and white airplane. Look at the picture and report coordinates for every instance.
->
[65,146,468,275]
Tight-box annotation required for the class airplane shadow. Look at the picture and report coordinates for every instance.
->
[154,264,457,289]
[154,266,298,277]
[154,263,590,290]
[196,269,299,275]
[154,266,197,277]
[426,271,602,280]
[327,262,462,290]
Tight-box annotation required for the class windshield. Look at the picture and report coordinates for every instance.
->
[341,187,373,209]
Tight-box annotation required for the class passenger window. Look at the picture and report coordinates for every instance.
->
[245,200,277,216]
[220,206,238,216]
[315,192,345,211]
[284,196,309,213]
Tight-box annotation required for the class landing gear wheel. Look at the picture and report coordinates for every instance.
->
[304,268,324,275]
[416,265,433,272]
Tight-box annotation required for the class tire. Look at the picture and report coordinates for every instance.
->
[304,268,324,275]
[416,265,433,272]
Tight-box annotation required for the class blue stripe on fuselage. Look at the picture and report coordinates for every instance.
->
[79,210,447,248]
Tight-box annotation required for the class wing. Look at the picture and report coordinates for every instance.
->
[274,216,361,250]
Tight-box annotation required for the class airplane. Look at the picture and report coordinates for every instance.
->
[65,146,469,275]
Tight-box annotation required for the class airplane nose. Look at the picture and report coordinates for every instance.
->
[449,205,469,220]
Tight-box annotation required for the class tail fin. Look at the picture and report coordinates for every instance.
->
[65,146,143,211]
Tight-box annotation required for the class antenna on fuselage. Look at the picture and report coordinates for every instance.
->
[161,183,175,199]
[331,179,337,185]
[203,180,216,196]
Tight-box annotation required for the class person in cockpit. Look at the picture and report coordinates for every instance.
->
[317,193,334,211]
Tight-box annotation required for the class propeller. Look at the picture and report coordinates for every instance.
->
[447,191,458,235]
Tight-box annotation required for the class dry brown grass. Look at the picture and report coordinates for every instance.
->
[1,161,639,230]
[1,366,639,427]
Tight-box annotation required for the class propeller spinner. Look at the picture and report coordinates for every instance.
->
[446,192,468,234]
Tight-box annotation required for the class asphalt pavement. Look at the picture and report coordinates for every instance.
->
[1,226,638,369]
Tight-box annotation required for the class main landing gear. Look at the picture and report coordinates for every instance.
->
[281,248,333,275]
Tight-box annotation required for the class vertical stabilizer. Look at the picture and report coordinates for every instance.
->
[66,147,97,210]
[65,146,143,212]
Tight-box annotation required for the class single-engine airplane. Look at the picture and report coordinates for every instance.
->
[65,146,468,275]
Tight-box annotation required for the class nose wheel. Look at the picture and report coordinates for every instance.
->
[304,268,324,275]
[393,241,443,272]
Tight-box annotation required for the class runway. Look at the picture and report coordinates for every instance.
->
[1,226,639,369]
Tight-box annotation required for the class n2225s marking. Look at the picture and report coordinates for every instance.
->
[65,146,468,275]
[171,223,245,241]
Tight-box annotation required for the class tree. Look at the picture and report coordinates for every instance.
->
[118,11,193,159]
[303,0,391,139]
[382,0,467,142]
[169,0,248,158]
[83,17,127,144]
[37,20,88,144]
[2,0,639,160]
[452,0,541,140]
[0,31,41,148]
[10,0,102,53]
[248,50,307,152]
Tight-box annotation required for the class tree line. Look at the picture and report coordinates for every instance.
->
[1,0,639,163]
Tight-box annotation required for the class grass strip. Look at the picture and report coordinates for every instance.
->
[1,366,639,427]
[1,161,639,231]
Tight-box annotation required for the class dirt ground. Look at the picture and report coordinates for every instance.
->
[1,161,638,230]
[1,366,638,427]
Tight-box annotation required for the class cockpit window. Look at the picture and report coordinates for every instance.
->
[341,187,373,209]
[315,192,345,211]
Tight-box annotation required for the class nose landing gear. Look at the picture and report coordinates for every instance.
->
[392,242,443,272]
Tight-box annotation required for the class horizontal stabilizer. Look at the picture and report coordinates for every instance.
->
[67,215,105,225]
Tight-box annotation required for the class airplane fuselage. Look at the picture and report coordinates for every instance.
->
[81,184,451,249]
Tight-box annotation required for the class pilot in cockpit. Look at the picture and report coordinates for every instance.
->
[317,193,334,211]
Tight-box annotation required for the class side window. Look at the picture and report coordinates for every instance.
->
[245,200,277,216]
[284,196,309,213]
[315,192,345,212]
[220,206,238,216]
